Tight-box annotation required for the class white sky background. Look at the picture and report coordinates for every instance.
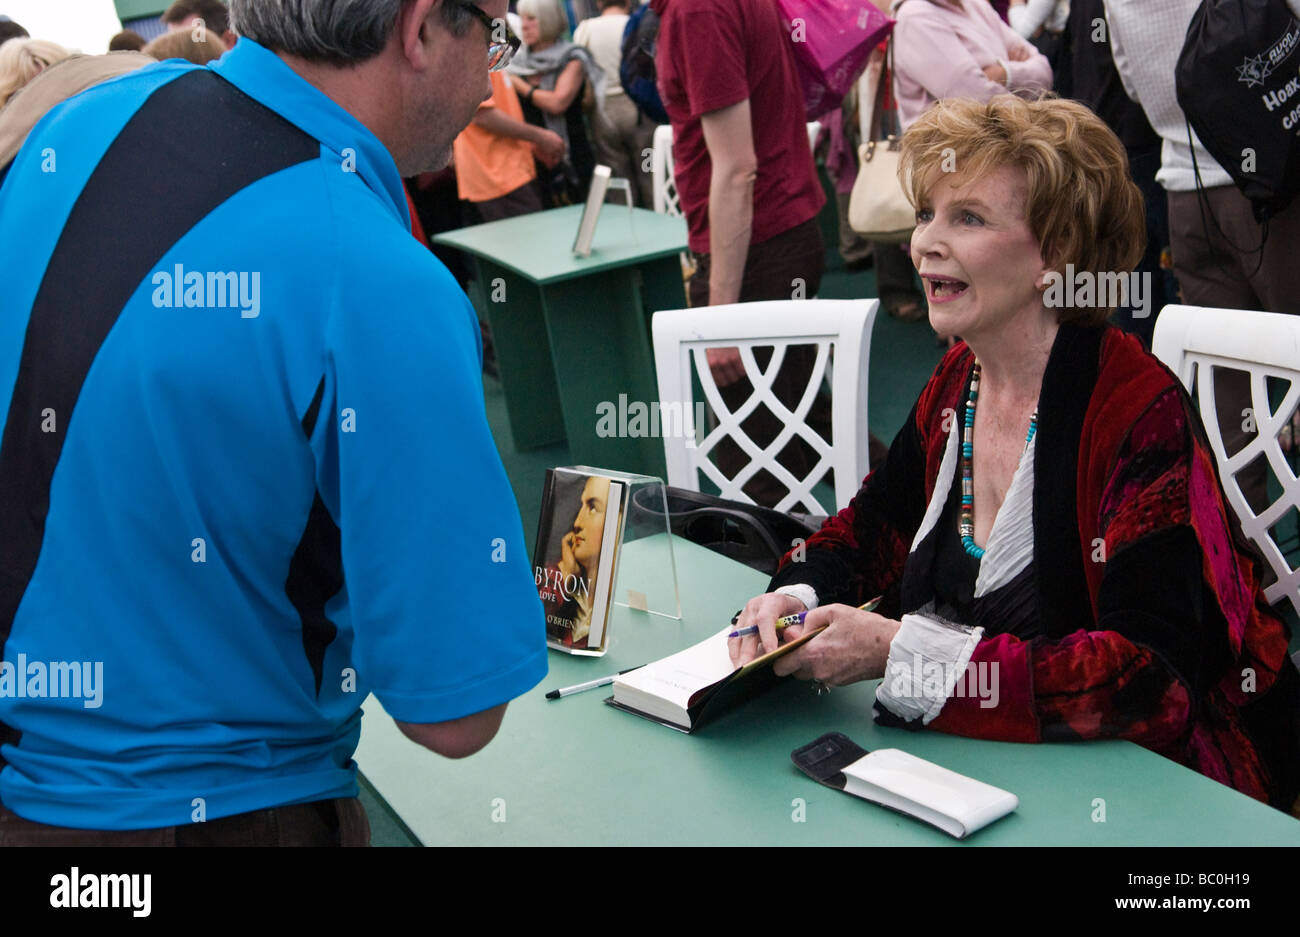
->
[4,1,125,54]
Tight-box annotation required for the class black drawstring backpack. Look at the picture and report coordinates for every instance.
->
[1175,1,1300,227]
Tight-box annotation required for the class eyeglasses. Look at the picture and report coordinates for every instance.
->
[452,2,521,72]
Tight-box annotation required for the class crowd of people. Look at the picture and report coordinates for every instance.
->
[0,0,1297,847]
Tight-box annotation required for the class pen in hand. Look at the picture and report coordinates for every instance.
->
[726,596,882,639]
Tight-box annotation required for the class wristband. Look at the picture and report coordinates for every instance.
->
[998,59,1011,88]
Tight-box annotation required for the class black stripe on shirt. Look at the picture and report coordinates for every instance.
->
[0,69,319,760]
[285,494,342,698]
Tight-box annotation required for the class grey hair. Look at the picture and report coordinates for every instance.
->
[229,0,475,64]
[516,0,566,43]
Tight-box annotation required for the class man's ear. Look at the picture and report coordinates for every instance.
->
[397,0,442,69]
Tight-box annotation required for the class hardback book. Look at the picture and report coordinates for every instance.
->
[533,467,627,656]
[572,164,612,257]
[605,624,827,732]
[791,732,1019,839]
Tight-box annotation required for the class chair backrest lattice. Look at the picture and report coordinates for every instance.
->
[1152,304,1300,620]
[652,300,878,515]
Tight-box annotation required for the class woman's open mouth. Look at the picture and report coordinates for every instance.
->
[926,276,969,304]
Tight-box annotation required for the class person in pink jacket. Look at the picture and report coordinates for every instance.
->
[891,0,1052,132]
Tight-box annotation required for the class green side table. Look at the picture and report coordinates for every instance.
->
[435,205,689,477]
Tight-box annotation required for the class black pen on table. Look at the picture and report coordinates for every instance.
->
[546,668,640,700]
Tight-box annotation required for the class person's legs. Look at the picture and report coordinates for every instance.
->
[472,178,545,224]
[629,109,658,210]
[1232,190,1300,317]
[1167,186,1268,511]
[874,239,925,319]
[1112,144,1173,347]
[0,803,169,845]
[0,797,370,846]
[835,191,873,269]
[172,798,370,846]
[690,219,828,507]
[593,97,637,200]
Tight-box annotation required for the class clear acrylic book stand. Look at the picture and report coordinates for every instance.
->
[564,465,681,622]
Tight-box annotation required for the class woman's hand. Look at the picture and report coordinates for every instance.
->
[727,592,808,667]
[982,62,1008,85]
[772,605,902,687]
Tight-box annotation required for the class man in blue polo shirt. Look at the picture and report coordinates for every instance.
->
[0,0,545,845]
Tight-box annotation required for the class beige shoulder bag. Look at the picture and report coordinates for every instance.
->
[847,29,914,243]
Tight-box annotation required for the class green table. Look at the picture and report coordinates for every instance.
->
[435,205,689,476]
[355,536,1300,845]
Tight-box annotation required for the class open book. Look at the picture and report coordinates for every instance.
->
[606,625,825,732]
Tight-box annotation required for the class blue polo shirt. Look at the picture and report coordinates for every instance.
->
[0,40,547,830]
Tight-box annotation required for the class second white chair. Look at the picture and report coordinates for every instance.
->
[1152,304,1300,620]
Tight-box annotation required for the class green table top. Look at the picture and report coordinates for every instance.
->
[355,536,1300,845]
[432,204,688,285]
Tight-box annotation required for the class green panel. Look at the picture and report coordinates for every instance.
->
[538,269,665,477]
[473,260,565,451]
[637,254,689,333]
[355,536,1300,846]
[114,0,174,20]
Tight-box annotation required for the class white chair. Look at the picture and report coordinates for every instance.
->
[652,299,878,514]
[650,123,680,218]
[1152,304,1300,619]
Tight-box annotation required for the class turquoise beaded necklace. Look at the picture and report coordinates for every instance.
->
[959,363,1038,560]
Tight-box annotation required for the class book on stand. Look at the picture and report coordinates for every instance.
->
[572,165,612,257]
[533,467,627,656]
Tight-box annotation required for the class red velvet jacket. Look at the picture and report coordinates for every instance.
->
[771,324,1300,809]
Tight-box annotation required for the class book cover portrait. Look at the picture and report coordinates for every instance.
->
[533,470,624,653]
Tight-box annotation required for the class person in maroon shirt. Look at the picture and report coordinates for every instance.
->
[653,0,829,508]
